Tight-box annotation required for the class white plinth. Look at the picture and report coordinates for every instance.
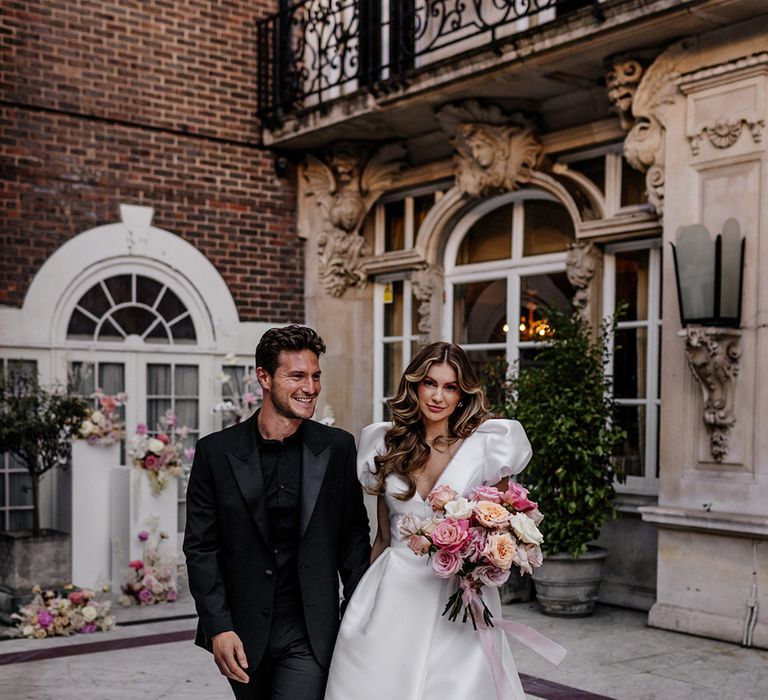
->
[111,466,178,578]
[71,441,119,590]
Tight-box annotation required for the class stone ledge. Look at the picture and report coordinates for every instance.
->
[640,505,768,538]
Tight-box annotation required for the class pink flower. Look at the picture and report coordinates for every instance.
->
[483,533,517,570]
[184,447,195,460]
[136,423,148,436]
[156,433,170,445]
[164,412,177,426]
[81,623,97,634]
[503,482,538,512]
[469,485,503,503]
[432,519,470,554]
[100,396,117,412]
[513,543,532,575]
[460,527,488,563]
[144,455,158,470]
[68,591,86,606]
[137,530,149,542]
[138,588,154,603]
[129,560,144,571]
[407,534,432,555]
[471,564,511,588]
[527,508,544,526]
[37,609,53,629]
[166,589,177,602]
[243,392,258,405]
[474,501,511,529]
[431,549,463,578]
[525,543,543,570]
[427,484,458,511]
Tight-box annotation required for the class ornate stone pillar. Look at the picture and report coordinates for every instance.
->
[411,266,443,347]
[565,241,601,322]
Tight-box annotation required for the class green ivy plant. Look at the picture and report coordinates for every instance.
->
[485,306,626,558]
[0,373,88,536]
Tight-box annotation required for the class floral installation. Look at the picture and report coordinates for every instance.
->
[213,354,263,424]
[128,410,191,495]
[77,389,127,447]
[119,529,178,606]
[400,481,545,628]
[11,585,115,638]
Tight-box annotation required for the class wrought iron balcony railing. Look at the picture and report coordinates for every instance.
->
[256,0,599,127]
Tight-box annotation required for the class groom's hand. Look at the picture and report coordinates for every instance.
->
[212,630,249,684]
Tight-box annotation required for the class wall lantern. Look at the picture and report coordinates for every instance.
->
[671,218,745,327]
[670,218,745,463]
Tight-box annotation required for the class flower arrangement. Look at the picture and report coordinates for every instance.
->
[400,481,545,628]
[77,389,127,446]
[213,355,262,424]
[12,585,115,638]
[128,410,191,495]
[119,530,178,606]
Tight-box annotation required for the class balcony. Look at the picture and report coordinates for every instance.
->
[256,0,760,150]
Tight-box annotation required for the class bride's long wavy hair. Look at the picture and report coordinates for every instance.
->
[368,342,488,501]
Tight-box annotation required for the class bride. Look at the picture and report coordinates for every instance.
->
[325,341,533,700]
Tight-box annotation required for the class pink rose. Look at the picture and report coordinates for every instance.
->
[461,527,488,563]
[513,543,532,575]
[503,482,538,512]
[469,485,502,503]
[164,412,177,426]
[431,549,463,578]
[471,564,511,588]
[432,519,469,553]
[137,530,149,542]
[243,392,258,405]
[166,589,177,602]
[427,484,458,511]
[138,588,154,604]
[525,543,543,570]
[136,423,148,436]
[527,507,544,525]
[129,560,144,571]
[37,609,53,629]
[68,591,86,606]
[143,455,158,470]
[184,447,196,460]
[156,433,170,445]
[408,534,432,555]
[474,501,511,529]
[398,513,421,539]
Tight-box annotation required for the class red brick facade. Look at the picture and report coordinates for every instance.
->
[0,0,303,321]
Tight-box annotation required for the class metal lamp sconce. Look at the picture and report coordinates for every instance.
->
[671,219,745,462]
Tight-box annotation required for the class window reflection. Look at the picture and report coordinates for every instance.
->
[457,205,512,265]
[453,279,507,345]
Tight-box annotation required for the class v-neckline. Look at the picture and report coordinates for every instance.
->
[415,434,471,502]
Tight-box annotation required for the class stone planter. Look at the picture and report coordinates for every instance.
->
[533,546,607,617]
[0,530,71,624]
[500,566,533,604]
[71,440,119,589]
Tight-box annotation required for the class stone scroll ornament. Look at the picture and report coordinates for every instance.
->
[683,327,741,463]
[411,267,440,346]
[565,242,600,320]
[436,100,543,197]
[304,142,406,297]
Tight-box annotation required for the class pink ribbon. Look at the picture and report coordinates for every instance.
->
[461,584,567,700]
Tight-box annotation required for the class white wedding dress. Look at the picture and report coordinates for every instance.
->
[325,419,533,700]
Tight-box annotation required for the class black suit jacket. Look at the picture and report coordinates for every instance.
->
[183,415,371,668]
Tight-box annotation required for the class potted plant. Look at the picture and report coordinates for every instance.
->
[0,373,88,621]
[487,306,626,616]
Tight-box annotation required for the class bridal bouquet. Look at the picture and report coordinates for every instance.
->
[128,410,191,495]
[119,530,178,606]
[400,481,544,628]
[77,389,127,447]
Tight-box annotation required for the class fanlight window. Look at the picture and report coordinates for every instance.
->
[67,274,197,344]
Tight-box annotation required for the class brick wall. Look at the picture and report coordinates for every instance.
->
[0,0,303,322]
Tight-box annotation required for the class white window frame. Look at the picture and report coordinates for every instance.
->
[603,239,662,495]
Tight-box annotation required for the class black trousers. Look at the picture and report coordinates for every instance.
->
[228,605,326,700]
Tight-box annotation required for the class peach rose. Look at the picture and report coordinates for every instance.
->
[420,516,441,536]
[483,533,516,570]
[408,534,432,555]
[473,501,511,529]
[427,484,458,511]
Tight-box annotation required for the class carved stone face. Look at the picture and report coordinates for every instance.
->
[330,150,360,184]
[461,124,496,169]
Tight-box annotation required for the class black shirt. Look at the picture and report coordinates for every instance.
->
[255,417,303,606]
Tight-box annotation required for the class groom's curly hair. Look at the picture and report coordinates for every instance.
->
[367,342,488,501]
[255,325,326,376]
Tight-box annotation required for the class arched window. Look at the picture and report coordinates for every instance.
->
[66,274,197,344]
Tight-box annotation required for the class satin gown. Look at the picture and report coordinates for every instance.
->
[325,419,533,700]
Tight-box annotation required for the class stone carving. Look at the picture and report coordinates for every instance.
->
[304,142,406,296]
[436,100,542,197]
[688,117,765,155]
[566,242,600,320]
[683,327,741,463]
[622,41,691,215]
[411,267,440,345]
[606,58,645,130]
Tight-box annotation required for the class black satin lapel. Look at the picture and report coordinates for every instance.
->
[227,450,271,547]
[300,443,331,539]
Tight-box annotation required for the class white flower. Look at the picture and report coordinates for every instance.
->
[217,372,231,384]
[81,605,97,622]
[90,410,104,425]
[444,497,477,520]
[79,420,94,437]
[21,624,34,637]
[397,513,422,539]
[147,438,165,454]
[509,512,544,545]
[224,353,237,363]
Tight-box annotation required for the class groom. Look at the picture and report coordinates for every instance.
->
[184,325,370,699]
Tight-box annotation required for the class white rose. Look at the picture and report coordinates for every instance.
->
[147,438,165,454]
[90,410,104,425]
[397,513,422,539]
[509,512,544,545]
[79,420,94,437]
[444,498,477,520]
[81,605,97,622]
[22,624,34,637]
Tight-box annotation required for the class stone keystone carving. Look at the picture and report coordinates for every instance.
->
[683,327,741,463]
[436,100,542,197]
[606,58,645,130]
[304,142,406,297]
[411,266,441,346]
[566,242,600,320]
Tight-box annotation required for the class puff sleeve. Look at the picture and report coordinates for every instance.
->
[480,419,533,485]
[356,421,391,490]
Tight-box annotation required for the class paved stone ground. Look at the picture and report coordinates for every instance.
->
[0,594,766,699]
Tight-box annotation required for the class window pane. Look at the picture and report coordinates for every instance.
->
[614,327,647,399]
[383,281,404,337]
[171,316,197,344]
[384,200,405,252]
[518,346,547,371]
[145,321,171,344]
[457,204,512,265]
[615,249,649,321]
[383,342,403,397]
[157,288,187,322]
[7,360,37,381]
[78,283,111,317]
[523,200,574,256]
[104,274,132,305]
[413,193,434,236]
[621,159,647,206]
[147,364,171,395]
[9,473,33,507]
[10,509,33,531]
[147,399,172,429]
[175,400,199,430]
[67,309,97,339]
[568,156,605,194]
[97,316,125,341]
[519,273,573,342]
[223,366,246,399]
[464,349,506,385]
[111,306,157,336]
[614,405,646,478]
[175,365,199,396]
[453,279,507,344]
[137,276,164,307]
[99,363,125,395]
